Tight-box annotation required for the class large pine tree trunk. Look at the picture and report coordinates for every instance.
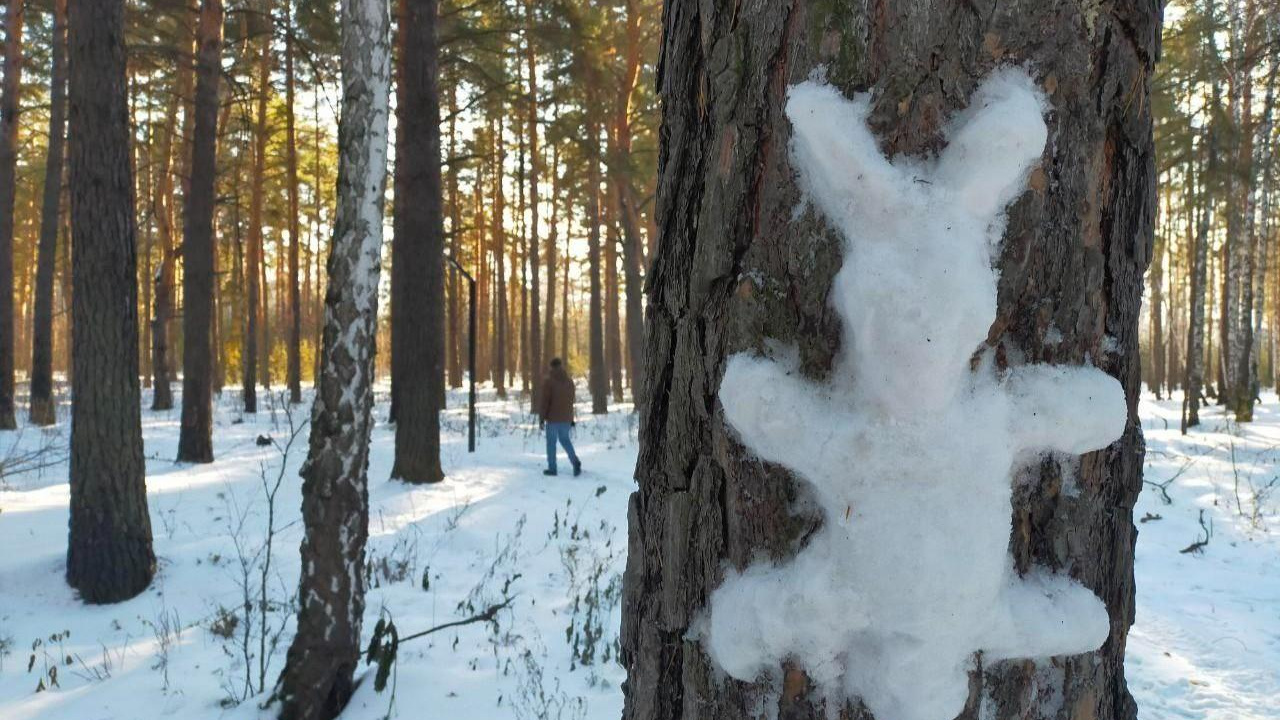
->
[274,0,390,714]
[390,0,444,485]
[66,0,155,604]
[0,0,23,430]
[29,0,67,427]
[620,3,1158,719]
[176,0,223,463]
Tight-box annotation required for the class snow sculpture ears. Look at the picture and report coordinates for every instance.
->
[934,68,1049,222]
[786,83,913,228]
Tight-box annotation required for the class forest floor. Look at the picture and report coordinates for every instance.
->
[0,384,1276,720]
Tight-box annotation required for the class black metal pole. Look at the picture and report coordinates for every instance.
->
[444,255,477,452]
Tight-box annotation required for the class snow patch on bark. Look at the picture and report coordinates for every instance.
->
[707,69,1126,720]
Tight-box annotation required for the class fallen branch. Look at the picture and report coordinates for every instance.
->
[1179,509,1213,554]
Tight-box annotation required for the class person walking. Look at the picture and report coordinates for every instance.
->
[537,358,582,476]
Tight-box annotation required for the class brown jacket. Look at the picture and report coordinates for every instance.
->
[537,367,576,423]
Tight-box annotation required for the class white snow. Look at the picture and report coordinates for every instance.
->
[0,385,1276,719]
[710,69,1126,720]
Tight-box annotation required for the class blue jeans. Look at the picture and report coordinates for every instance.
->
[545,422,580,473]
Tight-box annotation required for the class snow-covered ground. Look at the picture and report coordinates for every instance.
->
[0,384,1276,719]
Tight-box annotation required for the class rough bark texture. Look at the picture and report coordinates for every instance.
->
[0,0,23,430]
[66,0,155,604]
[29,0,67,427]
[620,2,1158,720]
[274,0,389,714]
[177,0,223,463]
[390,0,444,485]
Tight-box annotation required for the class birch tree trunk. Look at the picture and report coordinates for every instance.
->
[274,0,390,714]
[176,0,223,463]
[66,0,155,604]
[620,3,1157,719]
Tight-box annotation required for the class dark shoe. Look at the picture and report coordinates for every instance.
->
[543,469,558,477]
[572,463,582,477]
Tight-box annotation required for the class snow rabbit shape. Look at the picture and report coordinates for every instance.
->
[707,69,1129,720]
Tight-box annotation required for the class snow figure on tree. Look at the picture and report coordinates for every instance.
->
[707,68,1128,720]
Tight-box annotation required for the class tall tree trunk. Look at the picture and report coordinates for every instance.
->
[244,31,271,413]
[1149,187,1166,400]
[66,0,155,603]
[390,0,444,485]
[285,0,302,404]
[152,30,195,413]
[177,0,223,463]
[492,116,507,398]
[525,0,541,398]
[620,4,1156,720]
[586,120,608,414]
[445,83,462,388]
[1185,73,1221,431]
[0,0,22,430]
[605,196,624,401]
[612,0,646,401]
[29,0,67,426]
[543,146,560,364]
[274,0,390,713]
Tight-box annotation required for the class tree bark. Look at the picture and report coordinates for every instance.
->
[525,0,541,399]
[390,0,444,485]
[30,0,68,427]
[274,0,390,713]
[620,3,1157,720]
[492,116,508,398]
[543,146,560,365]
[66,0,155,604]
[605,195,624,401]
[286,0,303,404]
[587,121,608,414]
[244,31,271,414]
[176,0,223,463]
[0,0,22,430]
[0,0,23,431]
[445,83,463,388]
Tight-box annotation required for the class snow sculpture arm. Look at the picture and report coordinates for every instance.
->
[1005,364,1129,456]
[719,354,841,487]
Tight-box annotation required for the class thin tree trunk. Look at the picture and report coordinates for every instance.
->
[621,4,1156,720]
[285,0,302,404]
[543,145,560,364]
[0,0,22,430]
[177,0,223,463]
[492,116,507,398]
[390,0,444,485]
[525,0,541,398]
[29,0,67,427]
[587,121,607,414]
[605,193,624,401]
[66,0,155,603]
[274,0,390,713]
[244,31,271,413]
[445,83,462,388]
